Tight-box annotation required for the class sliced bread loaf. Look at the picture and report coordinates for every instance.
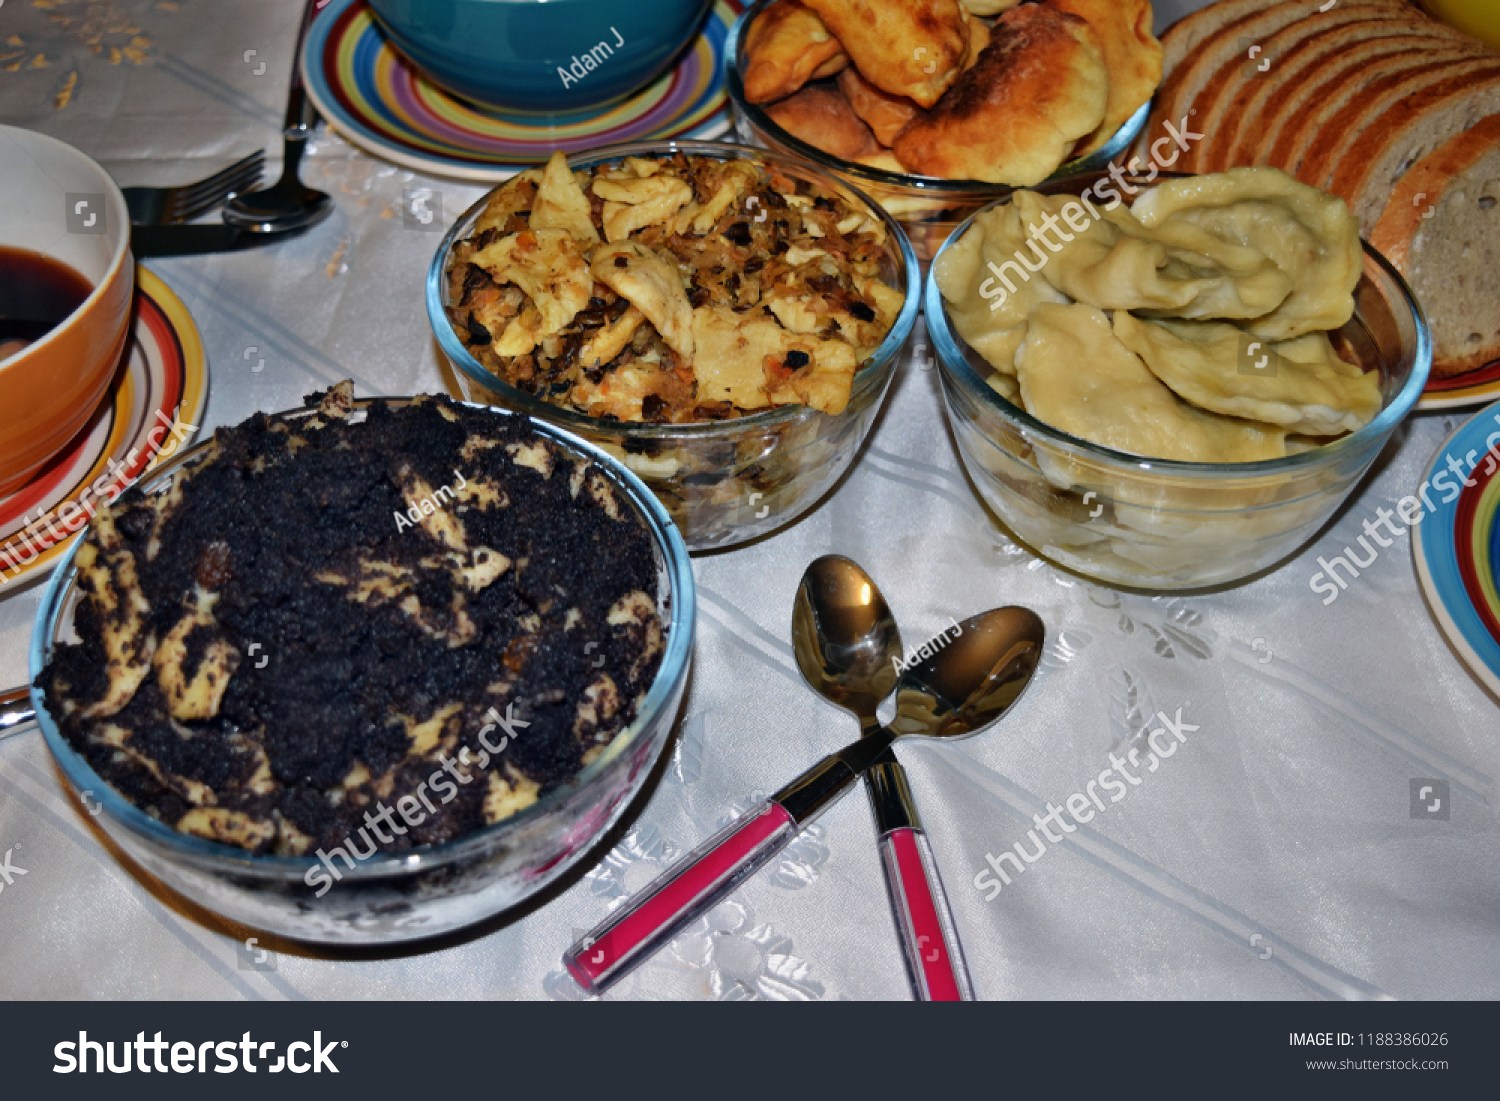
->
[1370,114,1500,377]
[1333,72,1500,230]
[1180,4,1414,172]
[1238,35,1485,171]
[1145,1,1360,170]
[1211,24,1477,172]
[1293,56,1500,184]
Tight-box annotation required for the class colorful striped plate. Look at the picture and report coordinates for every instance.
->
[1413,400,1500,697]
[0,267,208,592]
[301,0,740,181]
[1418,358,1500,412]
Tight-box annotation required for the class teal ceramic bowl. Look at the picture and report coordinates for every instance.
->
[366,0,715,113]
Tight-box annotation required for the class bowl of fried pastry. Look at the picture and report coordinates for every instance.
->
[726,0,1163,261]
[29,383,695,943]
[429,142,919,551]
[927,166,1432,589]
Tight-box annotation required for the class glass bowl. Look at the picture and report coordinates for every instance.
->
[925,172,1433,590]
[28,397,695,945]
[723,0,1150,264]
[427,139,920,552]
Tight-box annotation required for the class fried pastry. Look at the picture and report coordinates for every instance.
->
[1048,0,1162,157]
[892,4,1108,184]
[801,0,970,109]
[837,67,921,147]
[766,86,881,160]
[742,0,849,104]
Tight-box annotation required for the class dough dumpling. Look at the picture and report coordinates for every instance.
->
[1131,167,1362,341]
[1012,191,1293,320]
[1015,303,1288,462]
[1112,313,1383,435]
[935,201,1069,375]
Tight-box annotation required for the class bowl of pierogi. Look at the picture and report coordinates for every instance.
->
[725,0,1162,262]
[926,166,1432,589]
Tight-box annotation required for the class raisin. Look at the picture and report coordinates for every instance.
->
[465,312,493,345]
[784,350,810,370]
[849,301,875,322]
[195,541,233,589]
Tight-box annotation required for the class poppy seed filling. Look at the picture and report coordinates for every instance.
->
[38,384,667,856]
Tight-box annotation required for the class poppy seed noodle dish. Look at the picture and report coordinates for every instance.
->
[37,384,668,869]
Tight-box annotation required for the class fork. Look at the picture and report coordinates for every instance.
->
[122,150,266,226]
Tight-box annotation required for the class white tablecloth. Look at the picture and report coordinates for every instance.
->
[1,0,1496,1001]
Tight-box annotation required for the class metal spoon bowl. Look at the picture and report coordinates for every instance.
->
[778,603,1045,816]
[791,554,901,734]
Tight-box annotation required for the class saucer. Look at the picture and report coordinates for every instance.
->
[0,267,208,590]
[301,0,741,181]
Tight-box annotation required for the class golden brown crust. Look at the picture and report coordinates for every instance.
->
[767,85,882,160]
[742,0,848,104]
[837,66,921,147]
[891,4,1107,184]
[1049,0,1161,158]
[801,0,970,109]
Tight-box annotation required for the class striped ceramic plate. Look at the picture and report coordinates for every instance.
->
[301,0,739,180]
[1414,400,1500,696]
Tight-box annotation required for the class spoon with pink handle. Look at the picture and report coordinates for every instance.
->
[563,596,1045,995]
[793,555,974,1000]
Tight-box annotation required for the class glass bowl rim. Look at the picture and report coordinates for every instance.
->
[27,395,697,878]
[426,138,920,439]
[722,0,1150,196]
[923,173,1434,479]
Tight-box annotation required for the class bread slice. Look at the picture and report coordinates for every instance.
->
[1236,35,1486,172]
[1370,114,1500,377]
[1293,56,1500,185]
[1157,0,1284,80]
[1180,4,1414,173]
[1145,1,1408,174]
[1209,24,1478,173]
[1332,72,1500,230]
